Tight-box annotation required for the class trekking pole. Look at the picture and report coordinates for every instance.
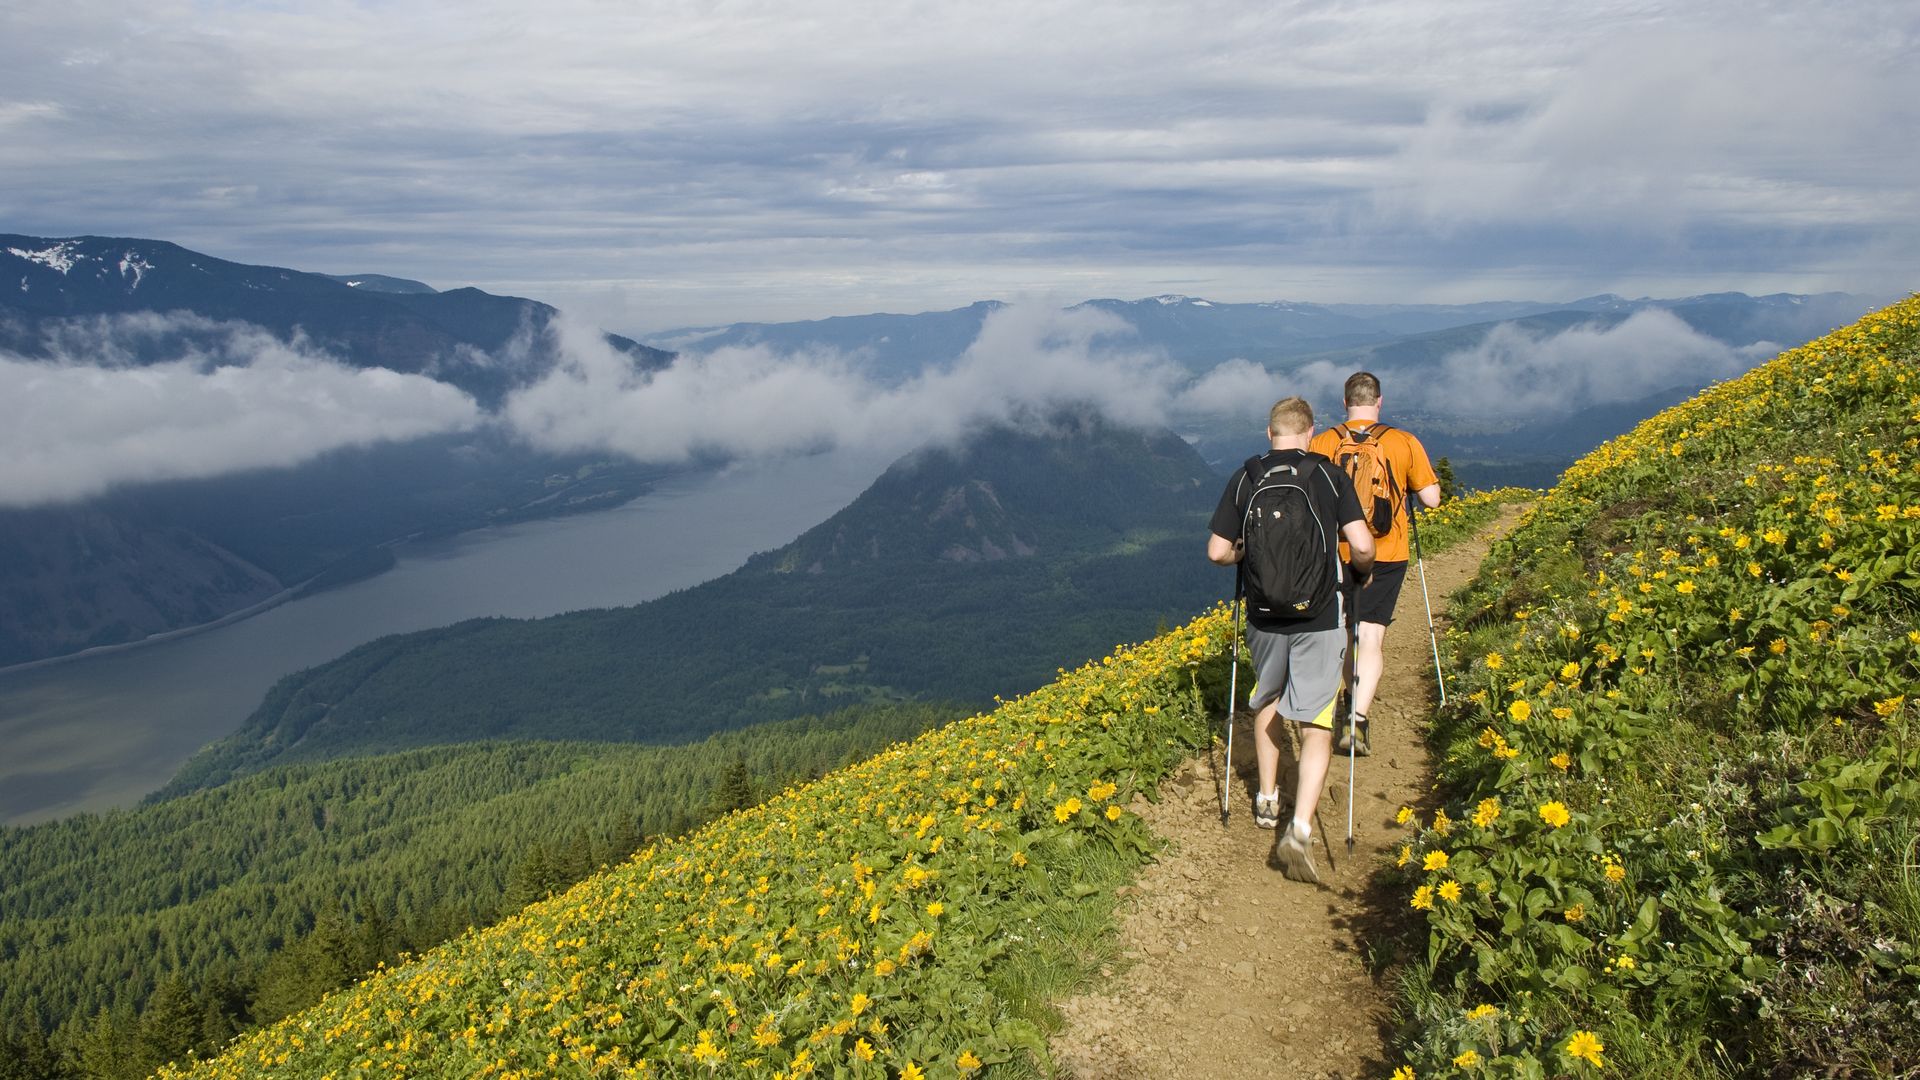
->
[1222,570,1243,826]
[1344,583,1358,865]
[1410,506,1447,708]
[1344,733,1356,864]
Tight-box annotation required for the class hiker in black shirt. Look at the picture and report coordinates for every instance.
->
[1208,396,1374,884]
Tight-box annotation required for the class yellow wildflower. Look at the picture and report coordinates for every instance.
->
[1538,802,1571,828]
[1423,850,1450,872]
[1472,797,1500,827]
[957,1050,983,1072]
[1454,1048,1482,1068]
[1438,880,1462,903]
[1509,699,1533,723]
[1566,1030,1606,1066]
[1410,884,1434,910]
[1551,751,1572,771]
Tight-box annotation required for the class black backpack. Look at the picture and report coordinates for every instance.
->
[1238,453,1342,621]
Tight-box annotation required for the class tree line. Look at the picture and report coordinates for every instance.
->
[0,703,959,1079]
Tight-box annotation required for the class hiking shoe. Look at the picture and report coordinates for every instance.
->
[1337,714,1371,757]
[1253,792,1281,830]
[1272,821,1323,885]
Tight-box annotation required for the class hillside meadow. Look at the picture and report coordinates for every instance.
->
[92,295,1920,1077]
[134,489,1518,1080]
[1386,295,1920,1076]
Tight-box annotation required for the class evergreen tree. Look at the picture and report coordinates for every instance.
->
[1435,456,1458,502]
[706,754,757,817]
[62,1007,135,1080]
[0,1021,65,1080]
[132,978,200,1075]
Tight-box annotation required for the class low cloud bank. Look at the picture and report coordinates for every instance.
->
[3,304,1777,509]
[504,304,1185,463]
[0,317,482,507]
[1384,309,1774,420]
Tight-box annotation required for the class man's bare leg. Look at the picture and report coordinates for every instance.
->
[1292,723,1333,830]
[1254,700,1283,800]
[1351,620,1387,717]
[1274,721,1334,883]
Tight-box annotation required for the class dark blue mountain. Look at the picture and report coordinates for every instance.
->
[320,273,437,294]
[645,291,1873,379]
[1,235,670,407]
[0,236,681,667]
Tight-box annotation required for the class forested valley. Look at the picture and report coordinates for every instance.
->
[0,702,959,1079]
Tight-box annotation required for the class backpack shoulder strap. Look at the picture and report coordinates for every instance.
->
[1342,419,1392,443]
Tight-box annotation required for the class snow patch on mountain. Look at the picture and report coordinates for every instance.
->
[8,242,83,274]
[117,251,153,289]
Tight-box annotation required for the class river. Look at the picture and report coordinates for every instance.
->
[0,450,890,827]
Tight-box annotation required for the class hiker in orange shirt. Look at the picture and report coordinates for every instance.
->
[1309,372,1441,755]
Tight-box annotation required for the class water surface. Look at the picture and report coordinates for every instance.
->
[0,451,887,826]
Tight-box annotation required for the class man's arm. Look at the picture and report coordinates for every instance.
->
[1401,430,1442,510]
[1207,533,1243,566]
[1342,521,1376,577]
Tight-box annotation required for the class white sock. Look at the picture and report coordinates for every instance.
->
[1291,817,1311,838]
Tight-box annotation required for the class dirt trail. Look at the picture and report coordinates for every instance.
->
[1050,508,1523,1080]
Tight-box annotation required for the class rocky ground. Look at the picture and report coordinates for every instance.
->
[1050,509,1519,1079]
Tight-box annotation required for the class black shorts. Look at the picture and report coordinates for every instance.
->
[1347,560,1408,627]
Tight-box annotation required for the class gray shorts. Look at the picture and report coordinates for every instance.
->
[1246,623,1347,730]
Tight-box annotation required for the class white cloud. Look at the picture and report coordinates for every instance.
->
[504,304,1182,463]
[1386,309,1772,419]
[0,317,482,507]
[3,1,1914,325]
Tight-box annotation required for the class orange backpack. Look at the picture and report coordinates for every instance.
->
[1332,422,1402,537]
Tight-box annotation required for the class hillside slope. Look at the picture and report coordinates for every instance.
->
[1382,296,1920,1076]
[143,297,1918,1080]
[160,416,1223,793]
[0,704,959,1047]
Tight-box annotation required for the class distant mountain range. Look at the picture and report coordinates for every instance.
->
[647,290,1872,378]
[2,234,670,407]
[0,235,681,667]
[0,232,1882,665]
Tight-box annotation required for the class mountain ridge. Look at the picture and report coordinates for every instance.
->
[157,416,1225,794]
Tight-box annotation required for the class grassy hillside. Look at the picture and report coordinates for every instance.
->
[132,489,1523,1079]
[155,608,1239,1078]
[1385,296,1920,1075]
[0,704,960,1070]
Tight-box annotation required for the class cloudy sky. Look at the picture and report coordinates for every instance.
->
[4,0,1916,331]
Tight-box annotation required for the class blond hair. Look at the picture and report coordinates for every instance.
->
[1267,396,1314,436]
